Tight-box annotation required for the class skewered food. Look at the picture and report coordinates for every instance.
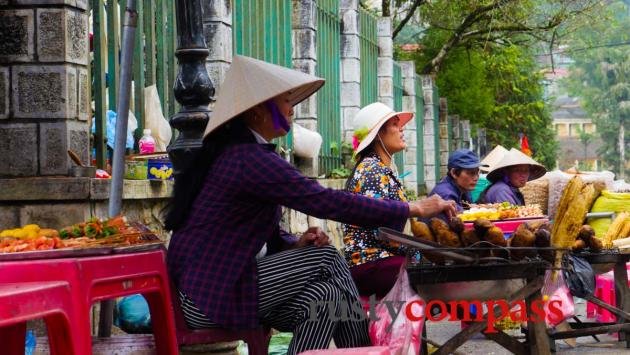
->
[461,229,480,247]
[473,219,493,237]
[483,227,507,247]
[509,227,536,260]
[572,239,587,251]
[430,218,462,248]
[534,229,553,262]
[410,219,435,242]
[449,217,465,236]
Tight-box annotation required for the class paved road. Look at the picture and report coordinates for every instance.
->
[425,299,630,354]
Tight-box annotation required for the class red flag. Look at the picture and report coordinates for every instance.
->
[521,134,532,156]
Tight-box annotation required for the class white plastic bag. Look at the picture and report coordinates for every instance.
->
[143,85,172,152]
[292,122,323,158]
[369,266,423,355]
[541,269,575,327]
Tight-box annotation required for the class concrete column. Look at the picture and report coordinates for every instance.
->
[461,119,471,149]
[421,75,437,190]
[450,114,460,151]
[400,61,418,194]
[0,1,90,177]
[439,98,449,179]
[340,0,360,143]
[376,17,394,109]
[292,0,318,176]
[202,0,232,104]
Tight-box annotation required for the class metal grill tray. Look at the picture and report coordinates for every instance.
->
[0,246,114,261]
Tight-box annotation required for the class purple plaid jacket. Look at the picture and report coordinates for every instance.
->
[167,130,409,328]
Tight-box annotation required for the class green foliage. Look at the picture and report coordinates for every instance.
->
[330,167,352,179]
[398,40,558,169]
[562,1,630,176]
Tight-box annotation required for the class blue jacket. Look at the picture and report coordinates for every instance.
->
[428,175,471,221]
[478,180,525,206]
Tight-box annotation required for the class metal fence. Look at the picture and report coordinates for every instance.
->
[316,0,343,176]
[359,8,378,107]
[233,0,293,152]
[415,76,425,193]
[433,85,441,180]
[91,0,177,168]
[393,62,405,176]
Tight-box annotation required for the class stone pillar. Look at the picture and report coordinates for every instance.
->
[340,0,360,143]
[439,98,448,178]
[421,75,437,190]
[292,0,319,176]
[0,2,90,177]
[201,0,232,103]
[450,114,460,151]
[461,119,471,149]
[376,17,393,109]
[400,61,418,194]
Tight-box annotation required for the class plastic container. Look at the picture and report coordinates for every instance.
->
[139,129,156,154]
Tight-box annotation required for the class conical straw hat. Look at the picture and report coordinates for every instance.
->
[480,145,509,173]
[487,148,547,182]
[203,55,325,138]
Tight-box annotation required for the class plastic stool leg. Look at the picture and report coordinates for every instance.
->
[0,322,27,355]
[144,291,179,355]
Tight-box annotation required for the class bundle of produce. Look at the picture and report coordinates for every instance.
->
[604,212,630,248]
[550,177,603,270]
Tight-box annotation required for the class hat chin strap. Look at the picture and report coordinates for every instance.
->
[377,134,399,178]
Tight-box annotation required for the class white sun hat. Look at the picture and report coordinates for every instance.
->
[352,102,413,154]
[480,145,509,173]
[487,148,547,182]
[203,55,325,139]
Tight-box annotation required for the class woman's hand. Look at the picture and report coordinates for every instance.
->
[409,195,457,219]
[294,227,331,248]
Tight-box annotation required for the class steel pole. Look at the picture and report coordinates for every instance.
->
[101,0,137,337]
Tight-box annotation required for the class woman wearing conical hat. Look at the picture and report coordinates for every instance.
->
[164,56,456,353]
[478,148,547,206]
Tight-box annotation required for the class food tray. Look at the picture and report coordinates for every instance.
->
[111,241,164,254]
[0,246,114,261]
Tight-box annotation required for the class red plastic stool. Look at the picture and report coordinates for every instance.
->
[170,282,271,355]
[0,281,92,355]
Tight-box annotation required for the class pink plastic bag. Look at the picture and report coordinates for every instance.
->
[368,266,423,355]
[542,269,575,327]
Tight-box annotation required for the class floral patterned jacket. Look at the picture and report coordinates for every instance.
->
[343,152,408,267]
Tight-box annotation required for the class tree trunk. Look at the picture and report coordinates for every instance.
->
[382,0,390,17]
[620,119,625,179]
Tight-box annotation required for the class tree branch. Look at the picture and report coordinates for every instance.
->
[393,0,427,39]
[421,0,517,74]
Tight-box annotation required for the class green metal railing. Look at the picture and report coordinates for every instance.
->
[233,0,293,152]
[433,85,441,180]
[393,62,404,177]
[316,0,342,176]
[359,8,378,107]
[414,77,425,193]
[91,0,177,168]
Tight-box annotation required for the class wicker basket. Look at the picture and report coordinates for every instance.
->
[521,179,549,215]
